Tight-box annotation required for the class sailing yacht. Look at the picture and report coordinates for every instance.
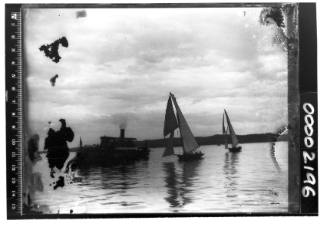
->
[222,109,242,152]
[163,93,203,161]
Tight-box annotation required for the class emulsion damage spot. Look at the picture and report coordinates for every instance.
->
[53,176,65,190]
[39,37,69,63]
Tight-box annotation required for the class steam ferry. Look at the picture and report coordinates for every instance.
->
[76,128,150,166]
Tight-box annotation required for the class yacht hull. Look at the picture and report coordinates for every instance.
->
[177,151,204,161]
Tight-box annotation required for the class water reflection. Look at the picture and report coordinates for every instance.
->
[163,162,180,208]
[32,144,289,213]
[163,160,201,209]
[223,152,240,200]
[79,164,139,191]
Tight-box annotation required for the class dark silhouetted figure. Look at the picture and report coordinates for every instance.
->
[44,128,59,178]
[50,74,59,87]
[44,119,74,178]
[39,37,69,63]
[58,119,75,143]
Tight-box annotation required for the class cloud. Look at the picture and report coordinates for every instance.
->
[24,7,288,148]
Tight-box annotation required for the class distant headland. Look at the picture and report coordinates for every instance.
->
[69,133,288,152]
[137,133,288,148]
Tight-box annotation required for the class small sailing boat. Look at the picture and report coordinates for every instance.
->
[223,109,242,152]
[163,93,203,161]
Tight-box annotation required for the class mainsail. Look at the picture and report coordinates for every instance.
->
[164,96,178,137]
[170,93,199,154]
[163,96,178,156]
[224,110,239,148]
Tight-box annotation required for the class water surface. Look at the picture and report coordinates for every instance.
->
[33,142,288,214]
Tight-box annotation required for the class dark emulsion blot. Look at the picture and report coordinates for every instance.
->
[50,74,59,87]
[39,37,68,63]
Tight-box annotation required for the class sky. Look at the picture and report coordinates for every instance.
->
[24,7,288,148]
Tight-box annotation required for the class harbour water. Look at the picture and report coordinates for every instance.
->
[33,142,288,214]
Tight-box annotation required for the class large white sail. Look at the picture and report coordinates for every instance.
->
[224,110,239,148]
[170,93,199,154]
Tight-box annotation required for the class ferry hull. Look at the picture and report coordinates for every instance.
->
[228,146,242,153]
[76,147,150,166]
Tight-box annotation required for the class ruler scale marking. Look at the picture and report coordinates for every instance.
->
[6,7,24,218]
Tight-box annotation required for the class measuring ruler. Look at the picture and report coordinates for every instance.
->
[6,4,24,218]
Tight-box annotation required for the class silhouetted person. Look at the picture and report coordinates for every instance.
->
[45,119,74,178]
[44,128,59,177]
[57,119,74,148]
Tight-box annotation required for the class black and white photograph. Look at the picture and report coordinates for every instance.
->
[4,2,318,218]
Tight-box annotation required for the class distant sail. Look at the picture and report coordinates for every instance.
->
[79,136,83,148]
[222,113,228,149]
[224,110,239,148]
[170,94,199,154]
[164,96,178,137]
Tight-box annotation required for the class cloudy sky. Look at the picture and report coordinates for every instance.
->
[24,7,288,148]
